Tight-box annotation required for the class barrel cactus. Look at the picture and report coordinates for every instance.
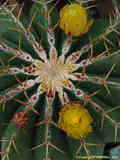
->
[0,0,120,159]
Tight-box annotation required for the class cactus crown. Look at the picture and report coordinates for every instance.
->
[0,0,120,159]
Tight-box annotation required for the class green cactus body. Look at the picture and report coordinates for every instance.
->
[0,0,120,160]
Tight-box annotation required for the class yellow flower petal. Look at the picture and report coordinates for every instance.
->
[59,3,93,36]
[58,102,93,139]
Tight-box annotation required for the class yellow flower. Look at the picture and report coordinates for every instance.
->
[58,102,93,139]
[59,3,93,36]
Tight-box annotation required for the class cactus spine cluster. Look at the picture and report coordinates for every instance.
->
[0,0,120,159]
